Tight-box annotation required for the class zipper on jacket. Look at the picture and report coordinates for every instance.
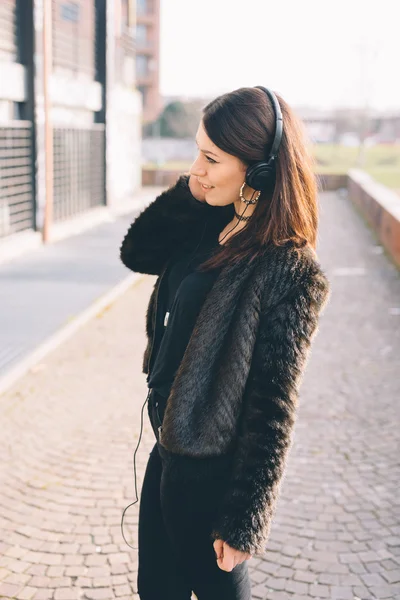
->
[154,399,163,440]
[146,219,207,382]
[154,398,163,427]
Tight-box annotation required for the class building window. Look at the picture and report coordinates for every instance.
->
[137,0,147,16]
[115,0,136,84]
[136,55,149,77]
[0,0,18,62]
[138,85,147,106]
[60,2,80,22]
[52,0,95,78]
[136,24,147,44]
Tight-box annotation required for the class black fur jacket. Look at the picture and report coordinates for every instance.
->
[119,174,330,557]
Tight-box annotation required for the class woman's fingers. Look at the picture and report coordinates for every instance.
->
[213,539,253,571]
[213,538,223,560]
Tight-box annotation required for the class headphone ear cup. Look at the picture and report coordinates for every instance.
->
[245,159,277,192]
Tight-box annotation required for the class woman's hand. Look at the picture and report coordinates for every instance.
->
[213,539,252,572]
[188,174,207,203]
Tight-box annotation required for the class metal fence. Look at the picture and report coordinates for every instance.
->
[0,124,34,238]
[53,125,105,222]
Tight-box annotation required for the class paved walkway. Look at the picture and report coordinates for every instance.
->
[0,190,399,600]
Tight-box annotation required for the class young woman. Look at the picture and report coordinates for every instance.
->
[120,86,330,600]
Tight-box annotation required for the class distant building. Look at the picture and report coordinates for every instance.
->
[372,112,400,143]
[136,0,162,123]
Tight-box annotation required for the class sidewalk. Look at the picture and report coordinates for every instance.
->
[0,189,399,600]
[0,275,155,600]
[0,188,162,388]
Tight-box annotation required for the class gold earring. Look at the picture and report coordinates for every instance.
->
[239,182,260,205]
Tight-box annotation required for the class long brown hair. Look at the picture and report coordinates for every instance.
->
[197,87,319,272]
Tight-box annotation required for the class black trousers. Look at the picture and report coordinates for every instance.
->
[137,388,252,600]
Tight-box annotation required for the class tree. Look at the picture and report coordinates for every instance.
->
[143,100,204,138]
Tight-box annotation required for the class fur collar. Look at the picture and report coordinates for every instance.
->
[154,240,324,457]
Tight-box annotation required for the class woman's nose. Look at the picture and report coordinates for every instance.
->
[189,159,206,177]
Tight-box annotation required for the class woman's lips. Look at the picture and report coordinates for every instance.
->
[201,184,214,190]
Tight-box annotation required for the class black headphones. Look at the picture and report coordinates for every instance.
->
[220,85,284,236]
[244,85,284,193]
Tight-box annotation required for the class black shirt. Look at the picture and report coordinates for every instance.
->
[147,221,222,405]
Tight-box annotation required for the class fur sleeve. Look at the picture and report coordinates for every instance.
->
[119,174,209,275]
[209,266,331,557]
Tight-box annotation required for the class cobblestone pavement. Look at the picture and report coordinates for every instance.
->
[0,190,399,600]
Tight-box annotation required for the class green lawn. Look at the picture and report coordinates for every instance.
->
[143,144,400,191]
[313,144,400,189]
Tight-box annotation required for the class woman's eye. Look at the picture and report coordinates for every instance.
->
[206,156,216,164]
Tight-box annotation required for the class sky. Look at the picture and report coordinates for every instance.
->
[159,0,400,112]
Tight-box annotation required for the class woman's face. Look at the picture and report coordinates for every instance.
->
[189,120,247,206]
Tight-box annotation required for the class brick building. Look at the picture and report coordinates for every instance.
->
[0,0,145,245]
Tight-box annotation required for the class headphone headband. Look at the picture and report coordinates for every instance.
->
[254,85,283,161]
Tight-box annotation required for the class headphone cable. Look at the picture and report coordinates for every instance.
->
[121,189,254,551]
